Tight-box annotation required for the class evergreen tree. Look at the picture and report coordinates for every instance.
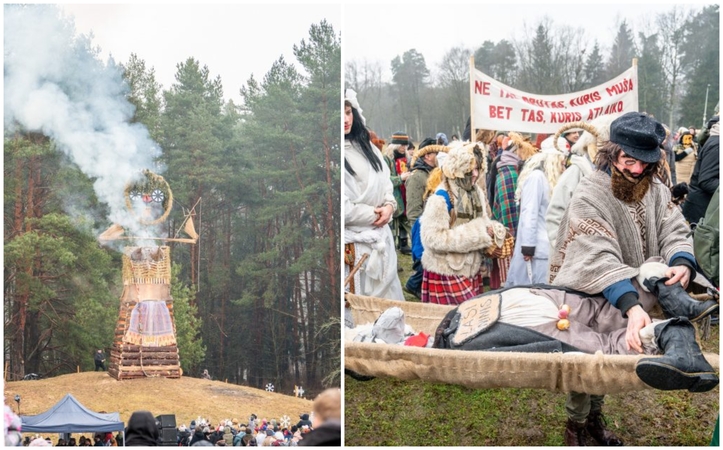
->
[122,53,163,142]
[391,49,430,138]
[582,42,607,88]
[606,20,637,79]
[637,32,669,123]
[517,22,556,94]
[678,4,719,128]
[170,263,206,375]
[4,134,118,379]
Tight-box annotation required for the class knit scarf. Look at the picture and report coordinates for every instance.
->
[447,175,484,225]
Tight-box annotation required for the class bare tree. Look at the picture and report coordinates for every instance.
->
[656,6,691,129]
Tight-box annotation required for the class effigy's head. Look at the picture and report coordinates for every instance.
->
[124,170,173,226]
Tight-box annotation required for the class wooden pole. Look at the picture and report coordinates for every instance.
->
[469,56,476,143]
[344,253,369,288]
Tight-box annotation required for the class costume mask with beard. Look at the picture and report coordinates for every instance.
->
[610,163,653,203]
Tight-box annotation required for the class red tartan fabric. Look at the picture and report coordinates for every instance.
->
[420,270,484,305]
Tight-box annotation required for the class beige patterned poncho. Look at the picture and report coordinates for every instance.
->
[549,170,693,294]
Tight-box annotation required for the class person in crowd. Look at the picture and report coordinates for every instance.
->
[682,115,719,226]
[222,424,234,446]
[298,389,341,446]
[673,130,698,184]
[561,128,581,151]
[546,114,618,249]
[419,143,506,305]
[209,426,224,445]
[404,139,449,298]
[488,132,537,288]
[660,124,678,185]
[344,89,403,300]
[94,349,106,371]
[506,144,566,286]
[383,131,412,255]
[189,424,210,446]
[124,410,160,446]
[436,132,449,146]
[4,403,23,446]
[406,138,447,228]
[549,112,718,446]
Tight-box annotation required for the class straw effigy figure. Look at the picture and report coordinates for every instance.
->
[99,170,198,380]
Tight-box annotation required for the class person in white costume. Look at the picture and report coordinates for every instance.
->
[344,89,404,300]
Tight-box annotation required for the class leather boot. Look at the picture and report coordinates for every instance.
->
[635,317,719,392]
[643,277,718,322]
[564,418,588,446]
[586,410,623,446]
[399,237,412,255]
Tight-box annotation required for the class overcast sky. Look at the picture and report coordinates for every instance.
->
[343,2,710,82]
[59,3,341,105]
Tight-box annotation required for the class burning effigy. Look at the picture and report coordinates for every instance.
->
[99,170,198,380]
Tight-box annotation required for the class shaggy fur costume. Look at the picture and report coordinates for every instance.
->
[420,185,503,279]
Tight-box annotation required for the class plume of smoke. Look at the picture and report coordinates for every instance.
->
[4,4,164,241]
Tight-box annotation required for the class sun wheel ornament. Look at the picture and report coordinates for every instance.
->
[124,170,173,225]
[280,415,291,428]
[265,383,275,392]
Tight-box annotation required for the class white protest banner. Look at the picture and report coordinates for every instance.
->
[470,64,638,134]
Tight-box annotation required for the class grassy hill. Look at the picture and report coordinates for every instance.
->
[4,371,314,432]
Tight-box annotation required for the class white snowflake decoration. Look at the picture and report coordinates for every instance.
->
[265,383,275,392]
[294,385,305,398]
[280,415,291,429]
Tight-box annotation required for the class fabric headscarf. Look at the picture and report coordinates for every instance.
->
[344,89,366,125]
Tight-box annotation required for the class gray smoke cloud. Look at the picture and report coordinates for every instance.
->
[4,4,164,242]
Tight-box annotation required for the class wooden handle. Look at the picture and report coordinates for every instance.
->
[344,253,369,288]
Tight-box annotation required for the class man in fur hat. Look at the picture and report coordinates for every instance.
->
[549,112,718,446]
[403,139,449,298]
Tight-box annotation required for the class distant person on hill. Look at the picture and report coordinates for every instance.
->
[201,369,211,380]
[94,349,106,371]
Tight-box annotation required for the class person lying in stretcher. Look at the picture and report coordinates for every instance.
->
[433,260,718,393]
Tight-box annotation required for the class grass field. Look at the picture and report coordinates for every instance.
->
[343,249,720,446]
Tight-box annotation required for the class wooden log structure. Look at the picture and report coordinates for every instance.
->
[109,246,182,380]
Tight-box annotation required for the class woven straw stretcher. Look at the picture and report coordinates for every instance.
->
[344,293,720,395]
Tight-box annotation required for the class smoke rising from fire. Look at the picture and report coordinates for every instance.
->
[4,4,164,240]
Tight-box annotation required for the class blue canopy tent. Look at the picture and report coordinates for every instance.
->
[20,393,125,443]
